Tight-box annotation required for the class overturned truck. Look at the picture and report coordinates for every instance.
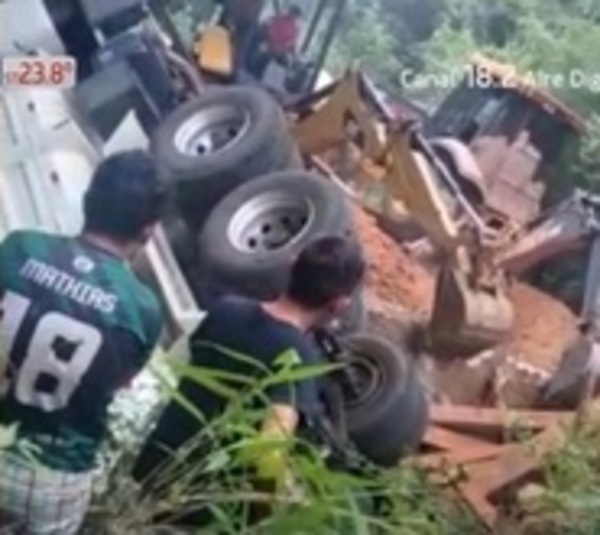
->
[0,0,430,467]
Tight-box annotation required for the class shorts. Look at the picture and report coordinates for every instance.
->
[0,453,94,535]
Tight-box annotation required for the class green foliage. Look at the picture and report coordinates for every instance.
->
[85,348,477,534]
[325,7,600,530]
[573,114,600,193]
[410,0,600,112]
[326,0,403,91]
[329,0,600,305]
[0,423,17,450]
[522,424,600,534]
[97,356,600,535]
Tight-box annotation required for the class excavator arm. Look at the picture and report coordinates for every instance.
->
[291,69,514,356]
[498,189,600,331]
[497,190,600,275]
[582,234,600,329]
[504,191,600,407]
[292,70,466,251]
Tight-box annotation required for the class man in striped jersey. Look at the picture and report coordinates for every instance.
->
[0,150,165,534]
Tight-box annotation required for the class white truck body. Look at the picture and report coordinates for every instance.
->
[0,86,203,343]
[0,85,201,477]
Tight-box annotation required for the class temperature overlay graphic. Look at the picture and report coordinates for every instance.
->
[2,56,77,89]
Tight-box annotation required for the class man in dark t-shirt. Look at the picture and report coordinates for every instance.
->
[133,236,365,497]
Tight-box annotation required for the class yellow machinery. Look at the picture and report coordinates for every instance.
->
[150,0,347,100]
[292,70,515,356]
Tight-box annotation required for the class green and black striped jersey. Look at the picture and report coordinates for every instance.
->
[0,230,163,472]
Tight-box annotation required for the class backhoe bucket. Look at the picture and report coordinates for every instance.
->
[428,267,514,357]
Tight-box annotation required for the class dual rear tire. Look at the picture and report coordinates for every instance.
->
[154,87,429,466]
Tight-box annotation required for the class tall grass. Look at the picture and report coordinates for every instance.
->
[85,346,479,534]
[5,343,600,533]
[517,421,600,535]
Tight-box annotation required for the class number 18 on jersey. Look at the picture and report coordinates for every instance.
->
[0,291,103,412]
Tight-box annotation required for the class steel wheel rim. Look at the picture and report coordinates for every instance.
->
[228,191,315,253]
[174,104,250,156]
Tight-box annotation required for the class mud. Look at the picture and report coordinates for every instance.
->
[505,283,578,372]
[353,205,578,373]
[352,206,434,315]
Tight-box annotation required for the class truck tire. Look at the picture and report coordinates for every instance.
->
[153,87,301,229]
[342,334,430,467]
[198,170,353,299]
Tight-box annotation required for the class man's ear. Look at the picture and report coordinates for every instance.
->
[332,295,352,316]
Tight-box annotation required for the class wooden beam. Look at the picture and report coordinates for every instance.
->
[424,425,498,452]
[414,447,503,471]
[453,419,569,529]
[430,405,569,441]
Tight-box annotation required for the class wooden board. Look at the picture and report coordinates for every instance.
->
[418,404,574,530]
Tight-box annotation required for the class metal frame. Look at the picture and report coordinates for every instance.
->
[148,0,345,94]
[302,0,347,92]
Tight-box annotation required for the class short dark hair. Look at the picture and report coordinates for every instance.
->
[83,150,166,241]
[287,235,366,310]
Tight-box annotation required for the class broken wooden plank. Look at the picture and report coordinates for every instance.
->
[418,402,600,529]
[411,426,505,485]
[415,445,503,471]
[419,406,576,529]
[423,425,500,454]
[452,416,570,529]
[461,482,498,531]
[431,405,571,429]
[464,423,565,500]
[430,405,569,442]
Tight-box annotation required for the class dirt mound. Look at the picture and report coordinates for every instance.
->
[352,206,434,314]
[505,283,578,371]
[353,205,578,371]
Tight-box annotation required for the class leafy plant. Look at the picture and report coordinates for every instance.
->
[86,346,476,534]
[516,423,600,535]
[0,423,17,451]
